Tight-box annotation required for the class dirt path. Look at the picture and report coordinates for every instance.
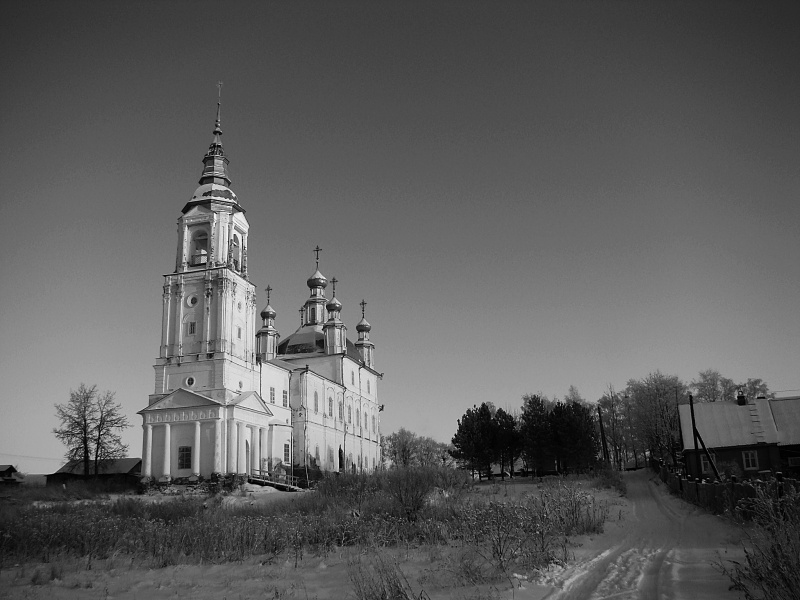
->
[526,470,745,600]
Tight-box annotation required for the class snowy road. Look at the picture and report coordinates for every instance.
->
[526,470,744,600]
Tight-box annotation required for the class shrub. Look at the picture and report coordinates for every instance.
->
[592,466,626,496]
[720,487,800,600]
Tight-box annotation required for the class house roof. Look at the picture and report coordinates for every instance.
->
[0,465,17,472]
[679,398,779,449]
[52,458,142,476]
[768,397,800,445]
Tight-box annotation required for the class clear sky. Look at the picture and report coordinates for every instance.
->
[2,1,799,474]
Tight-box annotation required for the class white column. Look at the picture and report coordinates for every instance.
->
[213,417,222,473]
[143,424,153,477]
[162,423,171,479]
[249,427,257,477]
[259,427,267,475]
[227,418,237,473]
[237,421,247,475]
[193,421,201,476]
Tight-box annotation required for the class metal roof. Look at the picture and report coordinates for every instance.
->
[679,398,779,449]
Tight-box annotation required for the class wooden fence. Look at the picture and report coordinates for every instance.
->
[656,462,800,518]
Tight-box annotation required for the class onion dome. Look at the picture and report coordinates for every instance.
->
[356,317,371,333]
[326,296,342,312]
[307,269,328,289]
[260,304,276,320]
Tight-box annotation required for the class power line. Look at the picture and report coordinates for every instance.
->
[0,452,63,462]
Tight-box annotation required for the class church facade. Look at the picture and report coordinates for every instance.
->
[139,105,381,483]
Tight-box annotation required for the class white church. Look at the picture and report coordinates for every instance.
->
[139,104,382,484]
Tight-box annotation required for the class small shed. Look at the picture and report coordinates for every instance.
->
[46,458,142,487]
[0,465,21,485]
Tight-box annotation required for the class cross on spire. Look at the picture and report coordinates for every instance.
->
[265,285,272,304]
[331,277,338,297]
[217,80,223,100]
[360,299,367,318]
[313,245,322,267]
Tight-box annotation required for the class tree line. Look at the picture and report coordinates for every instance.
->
[446,369,777,478]
[450,386,600,479]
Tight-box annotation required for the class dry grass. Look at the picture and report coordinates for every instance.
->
[1,469,617,597]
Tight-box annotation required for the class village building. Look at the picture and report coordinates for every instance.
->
[139,103,382,483]
[679,394,800,480]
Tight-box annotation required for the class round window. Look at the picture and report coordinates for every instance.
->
[186,376,195,387]
[187,295,199,307]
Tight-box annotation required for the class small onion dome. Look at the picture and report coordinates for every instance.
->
[260,304,276,320]
[307,269,328,289]
[356,317,371,333]
[326,296,342,312]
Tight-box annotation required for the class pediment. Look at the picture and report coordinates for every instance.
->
[183,205,213,220]
[231,391,273,416]
[143,388,220,412]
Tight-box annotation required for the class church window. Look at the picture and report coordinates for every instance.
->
[282,390,288,407]
[283,443,290,464]
[338,401,343,420]
[231,234,241,270]
[188,321,196,335]
[367,380,370,394]
[351,371,355,385]
[328,446,334,465]
[347,406,352,423]
[314,445,320,464]
[185,377,195,387]
[372,415,376,431]
[364,412,367,429]
[270,387,275,404]
[356,409,360,427]
[314,391,319,413]
[190,230,209,266]
[328,396,333,417]
[178,446,191,470]
[237,326,242,339]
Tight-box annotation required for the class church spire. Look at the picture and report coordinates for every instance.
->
[199,82,231,186]
[355,299,375,368]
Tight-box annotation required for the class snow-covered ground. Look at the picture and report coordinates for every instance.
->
[2,471,746,599]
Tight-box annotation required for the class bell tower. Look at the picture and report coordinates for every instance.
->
[151,91,257,405]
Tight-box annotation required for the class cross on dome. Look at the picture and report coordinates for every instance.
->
[360,299,367,318]
[313,245,322,267]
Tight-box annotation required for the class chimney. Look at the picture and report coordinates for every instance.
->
[736,388,747,406]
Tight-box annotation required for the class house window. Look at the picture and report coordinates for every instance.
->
[314,391,319,413]
[283,443,290,464]
[743,450,759,471]
[282,390,288,407]
[270,387,275,404]
[700,454,713,475]
[328,397,333,417]
[188,321,196,335]
[178,446,191,470]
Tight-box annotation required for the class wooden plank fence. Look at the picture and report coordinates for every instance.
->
[656,462,800,519]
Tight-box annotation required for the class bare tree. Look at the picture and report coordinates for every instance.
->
[53,384,130,477]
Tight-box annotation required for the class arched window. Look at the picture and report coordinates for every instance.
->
[372,414,376,432]
[231,234,241,270]
[314,391,319,413]
[338,401,343,420]
[367,380,370,394]
[314,445,320,465]
[347,405,352,423]
[364,411,368,429]
[351,371,355,385]
[328,397,333,417]
[356,408,360,427]
[190,230,209,266]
